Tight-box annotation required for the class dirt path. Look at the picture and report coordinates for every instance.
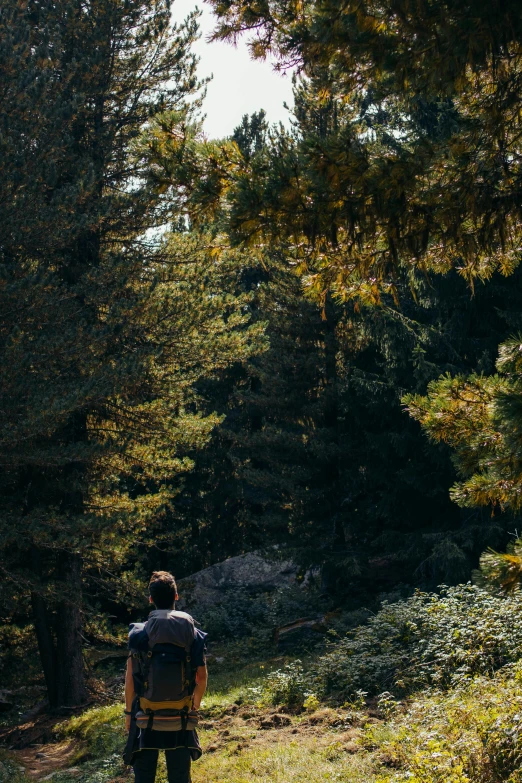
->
[13,741,80,780]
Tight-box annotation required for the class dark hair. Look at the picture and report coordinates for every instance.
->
[149,571,177,609]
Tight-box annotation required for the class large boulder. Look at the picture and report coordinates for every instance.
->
[176,551,297,613]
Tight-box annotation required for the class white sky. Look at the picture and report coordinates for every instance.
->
[171,0,294,139]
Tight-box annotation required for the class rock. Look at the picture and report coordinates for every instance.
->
[300,566,321,589]
[0,701,13,713]
[177,551,297,612]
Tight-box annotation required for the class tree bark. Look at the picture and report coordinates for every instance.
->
[55,552,88,707]
[30,591,58,708]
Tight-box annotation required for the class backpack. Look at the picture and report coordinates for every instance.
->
[129,609,199,732]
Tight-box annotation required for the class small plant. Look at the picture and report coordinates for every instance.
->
[303,694,320,712]
[352,690,368,711]
[377,691,399,720]
[264,660,310,708]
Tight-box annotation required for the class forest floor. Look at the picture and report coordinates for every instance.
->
[3,703,373,783]
[2,641,522,783]
[0,646,381,783]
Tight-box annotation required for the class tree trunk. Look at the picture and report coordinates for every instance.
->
[323,298,346,552]
[30,591,58,708]
[55,552,87,707]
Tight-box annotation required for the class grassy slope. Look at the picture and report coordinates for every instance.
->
[2,650,522,783]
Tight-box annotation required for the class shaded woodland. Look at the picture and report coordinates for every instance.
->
[2,0,522,716]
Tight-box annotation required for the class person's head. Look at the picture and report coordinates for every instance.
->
[149,571,178,609]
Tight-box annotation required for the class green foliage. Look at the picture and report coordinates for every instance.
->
[328,268,522,595]
[0,0,266,705]
[313,584,522,699]
[370,663,522,783]
[142,79,522,594]
[478,538,522,592]
[48,705,125,783]
[376,691,400,721]
[195,583,323,645]
[60,704,123,761]
[156,232,522,597]
[263,660,310,709]
[205,0,522,299]
[0,621,37,687]
[406,336,522,511]
[231,110,268,161]
[197,588,272,640]
[147,251,344,577]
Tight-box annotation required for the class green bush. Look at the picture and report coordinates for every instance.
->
[313,584,522,699]
[197,587,270,639]
[263,660,311,708]
[197,585,322,643]
[371,662,522,783]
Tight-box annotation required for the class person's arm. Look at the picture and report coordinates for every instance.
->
[192,665,208,710]
[124,657,135,732]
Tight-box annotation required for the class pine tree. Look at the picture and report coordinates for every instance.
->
[336,266,522,593]
[406,332,522,514]
[0,0,261,706]
[141,86,522,594]
[132,111,347,582]
[199,0,522,300]
[131,242,343,581]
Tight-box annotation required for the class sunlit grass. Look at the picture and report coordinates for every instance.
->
[8,648,522,783]
[191,738,376,783]
[154,734,376,783]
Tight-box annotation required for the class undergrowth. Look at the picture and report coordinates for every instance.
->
[313,584,522,700]
[3,583,522,783]
[367,661,522,783]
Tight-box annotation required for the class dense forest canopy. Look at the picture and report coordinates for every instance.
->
[2,0,522,710]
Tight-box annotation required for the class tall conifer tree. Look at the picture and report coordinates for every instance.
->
[0,0,261,706]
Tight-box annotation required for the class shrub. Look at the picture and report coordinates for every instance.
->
[197,584,322,644]
[313,584,522,699]
[371,662,522,783]
[264,660,311,708]
[197,589,268,639]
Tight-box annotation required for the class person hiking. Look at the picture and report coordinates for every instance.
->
[124,571,208,783]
